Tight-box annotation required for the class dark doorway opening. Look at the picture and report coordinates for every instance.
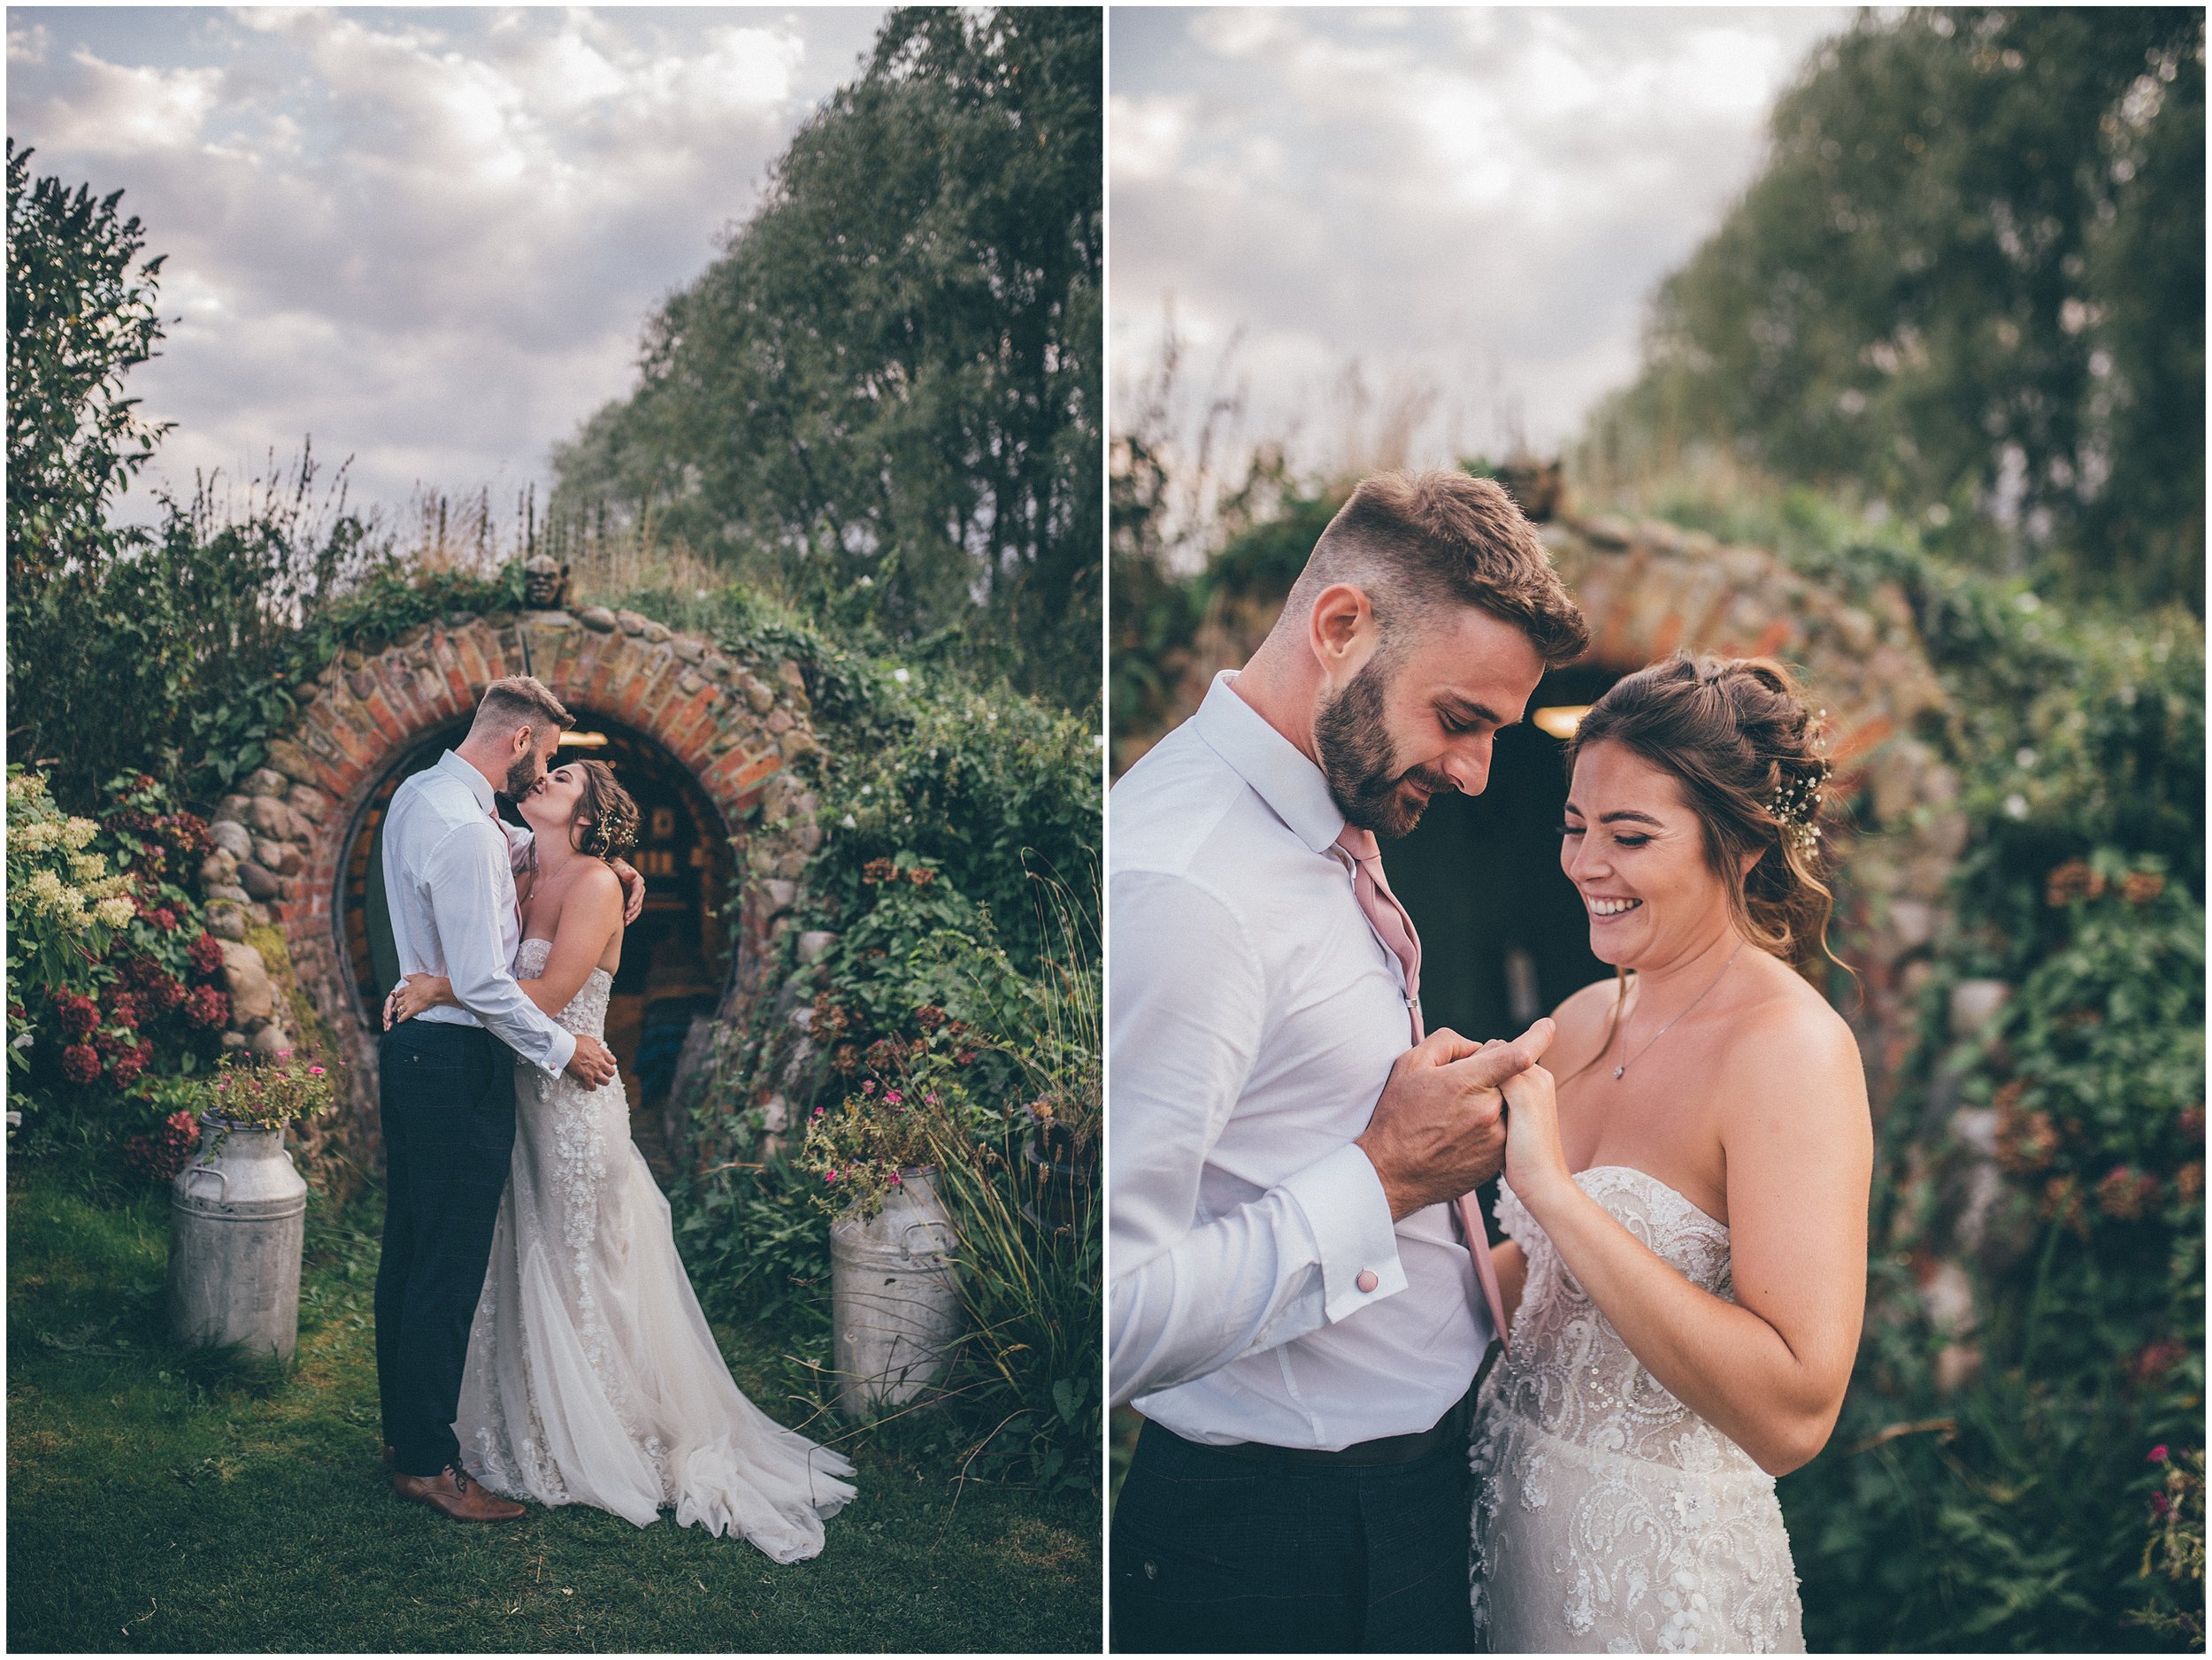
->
[338,715,734,1129]
[1379,664,1623,1045]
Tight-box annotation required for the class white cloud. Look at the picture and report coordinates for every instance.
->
[7,7,886,526]
[1111,6,1848,480]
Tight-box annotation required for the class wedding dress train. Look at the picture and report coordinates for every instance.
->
[1471,1166,1805,1652]
[457,938,856,1562]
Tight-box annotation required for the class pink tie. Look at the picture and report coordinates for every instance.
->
[1335,826,1511,1356]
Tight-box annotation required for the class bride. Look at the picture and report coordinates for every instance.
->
[1470,653,1871,1652]
[386,757,856,1562]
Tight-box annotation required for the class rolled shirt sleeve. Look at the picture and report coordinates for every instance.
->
[1108,871,1405,1408]
[422,820,577,1078]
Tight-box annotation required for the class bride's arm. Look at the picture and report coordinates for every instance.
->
[512,863,624,1017]
[1499,1009,1870,1476]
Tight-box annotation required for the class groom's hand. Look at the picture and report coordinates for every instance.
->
[609,858,647,925]
[565,1034,618,1087]
[1355,1018,1556,1221]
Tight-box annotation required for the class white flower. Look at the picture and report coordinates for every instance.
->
[25,869,65,906]
[893,668,910,685]
[95,895,136,928]
[10,821,60,854]
[840,813,857,828]
[2003,793,2030,819]
[60,818,98,850]
[67,850,108,883]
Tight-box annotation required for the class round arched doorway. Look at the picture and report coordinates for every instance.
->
[334,713,735,1130]
[195,605,827,1187]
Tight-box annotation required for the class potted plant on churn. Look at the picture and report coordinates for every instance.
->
[803,1060,962,1419]
[165,1050,336,1363]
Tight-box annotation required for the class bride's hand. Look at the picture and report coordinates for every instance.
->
[1501,1063,1573,1211]
[383,972,454,1030]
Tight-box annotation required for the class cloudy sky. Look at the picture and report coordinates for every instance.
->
[8,6,886,528]
[1111,5,1848,525]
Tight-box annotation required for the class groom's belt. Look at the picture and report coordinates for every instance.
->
[1165,1391,1473,1470]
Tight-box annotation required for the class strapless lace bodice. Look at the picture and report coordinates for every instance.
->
[1487,1166,1757,1476]
[515,935,611,1040]
[1470,1165,1804,1651]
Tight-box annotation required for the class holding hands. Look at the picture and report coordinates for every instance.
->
[1497,1060,1571,1209]
[1356,1018,1555,1220]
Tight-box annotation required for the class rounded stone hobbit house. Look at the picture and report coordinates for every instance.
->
[196,602,826,1183]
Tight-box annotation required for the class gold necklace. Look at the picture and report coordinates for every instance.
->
[1613,942,1747,1080]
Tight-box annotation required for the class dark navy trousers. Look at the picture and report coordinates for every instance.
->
[1110,1418,1478,1653]
[373,1019,517,1479]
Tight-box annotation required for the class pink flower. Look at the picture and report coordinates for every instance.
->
[824,1170,837,1184]
[308,1065,325,1076]
[2148,1445,2170,1464]
[885,1090,903,1106]
[889,1171,902,1186]
[2153,1492,2172,1518]
[860,1080,875,1096]
[924,1093,940,1106]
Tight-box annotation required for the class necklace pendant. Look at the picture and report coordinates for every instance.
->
[1612,1064,1625,1080]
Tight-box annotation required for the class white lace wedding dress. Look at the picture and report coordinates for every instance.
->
[1470,1167,1805,1652]
[456,938,856,1561]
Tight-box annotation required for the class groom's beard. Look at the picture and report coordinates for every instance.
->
[503,750,543,803]
[1315,655,1455,839]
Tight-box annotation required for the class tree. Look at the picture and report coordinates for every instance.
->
[1600,9,2203,608]
[551,7,1102,711]
[6,139,171,589]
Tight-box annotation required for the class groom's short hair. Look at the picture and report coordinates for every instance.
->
[1290,470,1588,667]
[471,676,575,743]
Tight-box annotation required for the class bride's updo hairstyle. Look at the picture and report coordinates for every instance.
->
[1568,652,1842,971]
[569,759,640,863]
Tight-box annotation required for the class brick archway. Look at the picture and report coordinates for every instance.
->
[198,604,825,1174]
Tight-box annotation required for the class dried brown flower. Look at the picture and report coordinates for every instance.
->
[2177,1161,2204,1206]
[2124,870,2167,905]
[2045,860,2105,907]
[2095,1164,2160,1221]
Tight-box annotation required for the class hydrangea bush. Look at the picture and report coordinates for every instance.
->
[7,766,233,1164]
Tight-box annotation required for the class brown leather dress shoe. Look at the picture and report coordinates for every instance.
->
[392,1465,526,1523]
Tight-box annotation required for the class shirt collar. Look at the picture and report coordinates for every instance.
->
[435,749,498,818]
[1192,671,1347,856]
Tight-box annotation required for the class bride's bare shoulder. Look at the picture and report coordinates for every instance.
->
[1716,964,1870,1139]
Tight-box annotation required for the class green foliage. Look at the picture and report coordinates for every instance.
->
[4,139,170,591]
[551,6,1102,711]
[1595,8,2205,608]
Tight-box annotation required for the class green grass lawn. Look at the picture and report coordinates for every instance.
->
[7,1160,1100,1653]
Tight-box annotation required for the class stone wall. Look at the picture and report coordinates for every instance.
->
[200,605,827,1184]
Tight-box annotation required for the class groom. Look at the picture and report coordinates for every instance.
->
[1108,471,1589,1650]
[374,676,641,1521]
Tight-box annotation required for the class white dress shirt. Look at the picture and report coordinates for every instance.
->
[380,749,576,1079]
[1108,672,1492,1450]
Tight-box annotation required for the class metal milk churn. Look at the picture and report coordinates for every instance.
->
[166,1115,309,1361]
[830,1165,961,1417]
